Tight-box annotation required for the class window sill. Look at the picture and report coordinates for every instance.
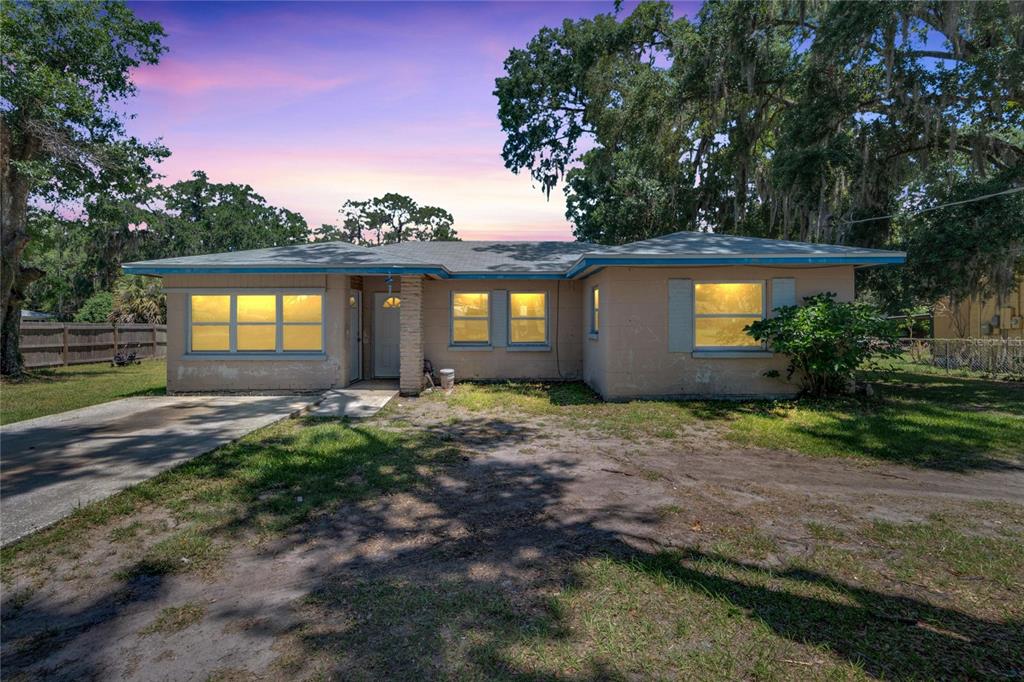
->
[691,350,774,359]
[182,352,327,361]
[506,344,551,352]
[448,344,493,352]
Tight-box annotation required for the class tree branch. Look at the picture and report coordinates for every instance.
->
[904,50,959,61]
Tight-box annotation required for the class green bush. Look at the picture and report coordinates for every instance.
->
[746,293,900,397]
[73,291,114,323]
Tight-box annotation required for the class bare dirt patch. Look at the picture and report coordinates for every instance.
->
[2,389,1022,680]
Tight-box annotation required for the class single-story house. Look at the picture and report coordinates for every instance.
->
[123,231,905,399]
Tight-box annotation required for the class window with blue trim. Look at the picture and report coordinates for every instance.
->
[509,292,547,344]
[189,293,323,353]
[693,282,764,349]
[451,292,490,344]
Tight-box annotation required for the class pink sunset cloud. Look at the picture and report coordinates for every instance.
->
[123,1,692,242]
[131,58,352,95]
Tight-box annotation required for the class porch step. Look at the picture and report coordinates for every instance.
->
[309,381,399,418]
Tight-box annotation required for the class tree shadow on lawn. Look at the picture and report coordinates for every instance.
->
[475,375,1024,472]
[280,549,1024,680]
[686,373,1024,472]
[268,439,1024,680]
[869,368,1024,416]
[4,416,1022,680]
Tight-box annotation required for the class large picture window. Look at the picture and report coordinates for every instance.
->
[189,293,323,353]
[451,292,489,344]
[510,292,547,344]
[694,282,764,349]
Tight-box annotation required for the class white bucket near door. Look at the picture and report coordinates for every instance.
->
[439,368,455,390]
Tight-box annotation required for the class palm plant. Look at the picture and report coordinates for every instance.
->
[109,275,165,324]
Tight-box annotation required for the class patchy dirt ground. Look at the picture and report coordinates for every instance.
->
[3,389,1023,680]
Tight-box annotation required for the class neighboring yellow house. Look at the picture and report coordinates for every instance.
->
[933,276,1024,339]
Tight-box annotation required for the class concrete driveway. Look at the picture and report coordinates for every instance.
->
[1,395,317,545]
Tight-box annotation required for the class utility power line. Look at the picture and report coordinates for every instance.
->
[835,185,1024,227]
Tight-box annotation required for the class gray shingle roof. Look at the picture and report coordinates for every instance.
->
[373,240,598,273]
[595,231,905,258]
[123,230,905,277]
[123,241,424,269]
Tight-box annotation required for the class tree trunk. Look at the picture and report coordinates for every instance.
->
[1,118,42,376]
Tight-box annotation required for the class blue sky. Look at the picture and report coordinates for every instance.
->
[125,1,700,240]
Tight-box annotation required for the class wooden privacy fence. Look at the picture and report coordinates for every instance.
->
[20,323,167,369]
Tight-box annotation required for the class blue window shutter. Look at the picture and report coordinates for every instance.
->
[770,278,796,316]
[492,290,508,347]
[668,279,694,353]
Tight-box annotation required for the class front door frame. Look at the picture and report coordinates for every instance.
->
[348,290,362,384]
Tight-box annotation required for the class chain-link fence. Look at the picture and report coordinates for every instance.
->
[899,338,1024,379]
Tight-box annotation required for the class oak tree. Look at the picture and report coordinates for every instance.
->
[318,193,459,245]
[495,1,1023,248]
[1,0,167,374]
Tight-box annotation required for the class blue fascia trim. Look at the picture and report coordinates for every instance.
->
[122,265,451,277]
[565,255,905,278]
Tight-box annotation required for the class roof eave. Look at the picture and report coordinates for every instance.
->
[122,263,451,277]
[565,254,906,278]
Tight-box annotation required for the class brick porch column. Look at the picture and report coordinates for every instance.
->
[399,275,424,396]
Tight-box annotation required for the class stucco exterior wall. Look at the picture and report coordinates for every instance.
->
[580,265,856,400]
[420,279,582,380]
[160,264,859,398]
[933,277,1023,339]
[164,274,348,393]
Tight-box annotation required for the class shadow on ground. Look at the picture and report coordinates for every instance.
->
[3,413,1021,679]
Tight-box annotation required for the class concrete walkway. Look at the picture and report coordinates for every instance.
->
[308,380,398,418]
[1,395,316,545]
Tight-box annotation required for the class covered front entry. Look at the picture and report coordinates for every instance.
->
[373,292,401,378]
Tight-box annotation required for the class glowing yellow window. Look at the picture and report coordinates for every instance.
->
[510,292,547,344]
[694,282,764,348]
[591,287,600,333]
[452,292,489,344]
[190,295,230,351]
[237,295,277,351]
[282,294,322,351]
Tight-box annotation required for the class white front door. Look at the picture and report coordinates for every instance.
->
[373,292,401,378]
[348,291,362,383]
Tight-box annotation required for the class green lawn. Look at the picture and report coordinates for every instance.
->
[721,368,1024,470]
[0,359,166,425]
[442,368,1024,470]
